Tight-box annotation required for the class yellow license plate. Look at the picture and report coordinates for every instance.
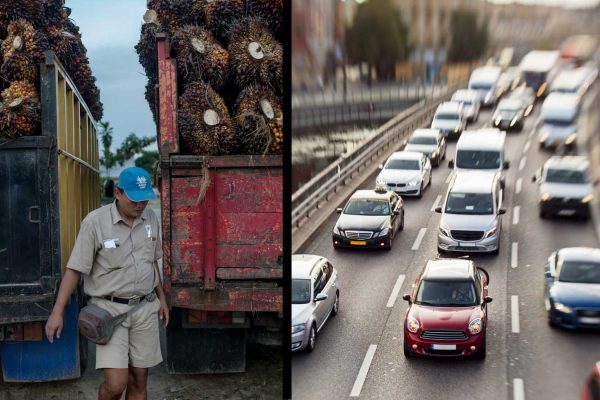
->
[350,241,367,245]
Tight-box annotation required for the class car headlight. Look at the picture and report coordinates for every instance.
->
[484,226,497,238]
[539,132,548,142]
[407,317,420,333]
[565,133,576,145]
[333,226,343,236]
[468,318,483,335]
[494,116,502,126]
[541,193,551,201]
[510,117,518,127]
[375,227,389,237]
[408,180,419,187]
[430,151,437,159]
[439,226,450,237]
[582,194,593,204]
[291,324,305,334]
[553,302,573,314]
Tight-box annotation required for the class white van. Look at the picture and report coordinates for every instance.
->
[538,93,579,150]
[448,129,509,175]
[550,66,597,98]
[468,66,502,107]
[519,50,560,98]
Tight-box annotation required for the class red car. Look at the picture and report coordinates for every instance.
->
[582,361,600,400]
[402,259,492,359]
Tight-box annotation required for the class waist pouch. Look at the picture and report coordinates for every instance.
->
[78,292,156,345]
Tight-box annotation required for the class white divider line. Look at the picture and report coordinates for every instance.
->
[511,242,518,268]
[519,157,527,171]
[412,228,427,251]
[528,129,535,139]
[523,140,531,153]
[513,206,520,225]
[515,178,522,195]
[386,274,406,308]
[511,295,520,333]
[431,195,442,212]
[513,378,525,400]
[445,171,454,184]
[350,345,377,398]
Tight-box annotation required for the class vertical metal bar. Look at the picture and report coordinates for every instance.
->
[204,168,216,290]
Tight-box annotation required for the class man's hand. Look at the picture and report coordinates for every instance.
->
[158,299,169,327]
[45,311,64,343]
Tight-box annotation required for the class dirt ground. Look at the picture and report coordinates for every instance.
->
[0,325,282,400]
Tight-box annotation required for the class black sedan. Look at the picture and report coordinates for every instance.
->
[491,98,525,131]
[332,187,404,250]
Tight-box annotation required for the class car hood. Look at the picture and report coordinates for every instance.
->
[494,110,518,121]
[336,214,388,231]
[432,120,460,130]
[404,144,436,155]
[540,182,592,199]
[409,305,481,330]
[378,169,421,183]
[541,124,576,140]
[550,282,600,308]
[292,303,313,325]
[441,213,497,231]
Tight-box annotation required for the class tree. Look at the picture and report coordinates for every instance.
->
[99,121,117,178]
[135,150,159,182]
[447,10,489,63]
[346,0,410,83]
[115,133,156,166]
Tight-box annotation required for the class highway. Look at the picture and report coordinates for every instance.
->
[292,85,600,400]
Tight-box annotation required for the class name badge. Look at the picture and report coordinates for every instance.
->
[145,225,152,238]
[103,238,119,249]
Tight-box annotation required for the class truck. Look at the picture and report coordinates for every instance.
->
[154,35,283,373]
[0,52,99,381]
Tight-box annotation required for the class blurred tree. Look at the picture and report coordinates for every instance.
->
[448,10,489,62]
[115,133,156,166]
[346,0,410,83]
[99,121,117,178]
[135,150,159,181]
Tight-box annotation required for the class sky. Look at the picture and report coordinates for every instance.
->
[65,0,156,151]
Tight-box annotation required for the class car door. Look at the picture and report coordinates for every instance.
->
[423,155,431,184]
[321,262,337,316]
[312,264,329,330]
[439,133,446,158]
[389,194,398,233]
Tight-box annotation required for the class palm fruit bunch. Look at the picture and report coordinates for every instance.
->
[228,18,282,95]
[0,80,41,138]
[172,25,229,89]
[41,0,66,27]
[178,81,237,155]
[0,0,45,30]
[145,79,158,124]
[204,0,246,46]
[1,19,47,62]
[149,0,200,35]
[234,85,282,154]
[135,22,160,82]
[247,0,282,41]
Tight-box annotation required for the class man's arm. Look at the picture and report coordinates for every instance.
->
[154,261,169,327]
[45,268,82,343]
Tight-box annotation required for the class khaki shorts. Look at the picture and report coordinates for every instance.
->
[90,296,163,369]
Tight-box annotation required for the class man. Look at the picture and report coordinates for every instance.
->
[45,167,169,400]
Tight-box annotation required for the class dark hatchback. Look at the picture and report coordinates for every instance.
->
[332,188,404,250]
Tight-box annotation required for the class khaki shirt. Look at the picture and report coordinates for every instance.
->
[67,201,163,298]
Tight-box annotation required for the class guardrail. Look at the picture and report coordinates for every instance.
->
[291,84,462,230]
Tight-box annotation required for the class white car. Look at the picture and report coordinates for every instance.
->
[538,93,579,150]
[404,128,446,167]
[451,89,481,123]
[431,102,467,139]
[376,151,432,198]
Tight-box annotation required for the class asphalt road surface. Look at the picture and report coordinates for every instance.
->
[292,85,600,400]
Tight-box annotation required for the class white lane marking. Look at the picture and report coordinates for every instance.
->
[445,171,454,184]
[411,228,427,250]
[511,242,518,268]
[386,274,406,308]
[511,295,520,333]
[523,140,531,153]
[350,345,377,397]
[515,178,522,195]
[430,195,442,212]
[514,378,525,400]
[528,129,535,139]
[519,157,527,171]
[513,206,520,225]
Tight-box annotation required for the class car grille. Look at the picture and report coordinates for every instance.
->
[345,231,373,240]
[386,183,406,188]
[423,349,463,356]
[451,230,484,241]
[420,330,468,340]
[545,197,584,206]
[576,309,600,317]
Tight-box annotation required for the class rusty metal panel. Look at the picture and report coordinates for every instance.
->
[215,169,282,213]
[23,322,43,341]
[216,244,281,270]
[216,267,283,280]
[171,287,283,312]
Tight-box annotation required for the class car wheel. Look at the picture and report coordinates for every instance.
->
[384,236,393,251]
[305,324,317,353]
[491,240,500,255]
[331,291,339,316]
[428,172,432,186]
[539,209,546,219]
[472,333,486,360]
[417,182,423,199]
[400,211,405,231]
[403,337,414,358]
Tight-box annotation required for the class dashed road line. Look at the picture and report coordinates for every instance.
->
[519,157,527,171]
[513,206,520,225]
[515,178,522,195]
[431,195,442,212]
[386,274,406,308]
[511,295,520,333]
[511,242,518,268]
[445,171,454,184]
[350,345,377,397]
[513,378,525,400]
[523,140,531,153]
[411,228,427,251]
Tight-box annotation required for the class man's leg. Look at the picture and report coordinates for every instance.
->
[99,368,128,400]
[126,366,148,400]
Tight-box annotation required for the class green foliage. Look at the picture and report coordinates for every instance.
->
[447,10,489,63]
[135,150,159,183]
[346,0,410,81]
[99,121,117,177]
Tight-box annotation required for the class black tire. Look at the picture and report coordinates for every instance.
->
[400,212,405,231]
[403,337,414,358]
[331,292,339,317]
[305,324,317,353]
[384,236,393,251]
[539,209,546,219]
[437,246,447,255]
[429,172,432,186]
[417,182,424,199]
[491,240,500,255]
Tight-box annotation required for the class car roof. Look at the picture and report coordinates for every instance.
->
[558,247,600,263]
[350,189,390,200]
[292,254,324,279]
[452,89,478,99]
[422,259,474,281]
[544,155,589,171]
[470,66,501,79]
[457,130,505,150]
[436,102,462,113]
[389,151,423,160]
[411,128,440,138]
[451,171,499,193]
[542,93,579,111]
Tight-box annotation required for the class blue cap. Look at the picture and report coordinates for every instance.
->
[118,167,156,202]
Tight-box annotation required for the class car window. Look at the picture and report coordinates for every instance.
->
[409,136,437,145]
[322,263,333,286]
[384,159,420,170]
[415,280,479,307]
[456,150,501,169]
[292,279,311,304]
[545,168,588,184]
[434,112,459,120]
[389,195,397,211]
[344,199,390,216]
[474,271,482,292]
[313,267,325,295]
[558,261,600,284]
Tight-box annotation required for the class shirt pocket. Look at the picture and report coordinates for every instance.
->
[98,245,128,270]
[142,240,156,263]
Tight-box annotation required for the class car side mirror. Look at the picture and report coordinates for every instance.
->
[498,208,506,215]
[448,160,454,169]
[531,175,537,183]
[484,296,493,304]
[435,207,442,213]
[503,161,510,170]
[336,208,343,214]
[379,164,384,170]
[402,294,411,304]
[544,270,553,279]
[314,293,328,302]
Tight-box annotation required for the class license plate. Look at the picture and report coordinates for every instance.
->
[432,344,456,350]
[558,209,576,216]
[579,317,600,324]
[458,242,476,247]
[350,241,366,246]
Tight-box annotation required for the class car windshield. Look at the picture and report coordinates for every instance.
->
[385,159,420,170]
[445,192,494,215]
[471,83,492,91]
[415,280,479,307]
[456,150,501,169]
[344,199,390,216]
[409,136,437,145]
[434,113,459,121]
[543,118,575,126]
[292,279,311,304]
[545,168,587,184]
[558,261,600,284]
